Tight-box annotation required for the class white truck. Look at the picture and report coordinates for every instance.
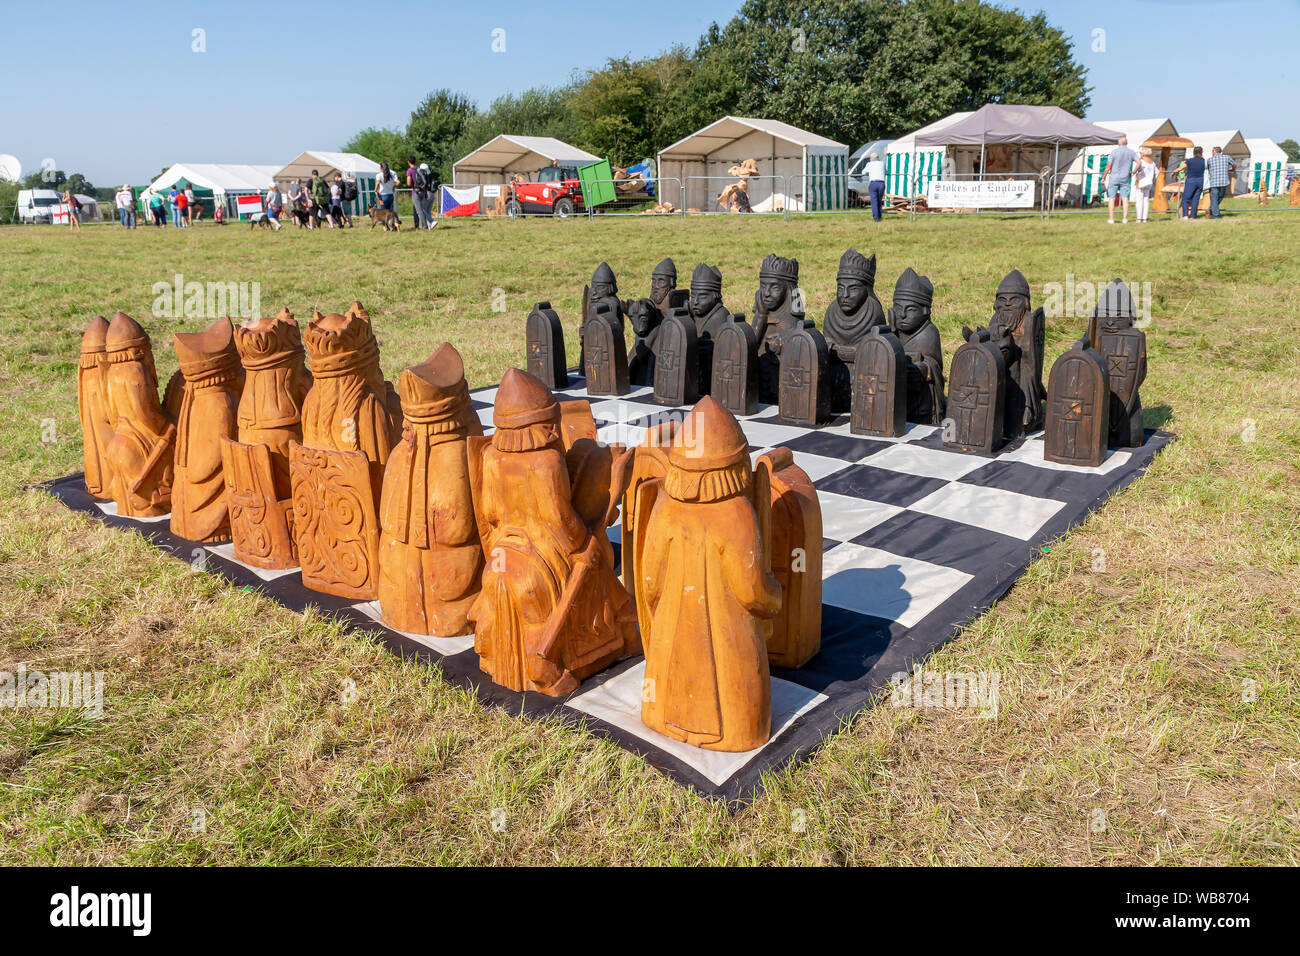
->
[17,188,62,223]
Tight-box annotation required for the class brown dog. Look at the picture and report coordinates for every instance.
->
[367,206,400,232]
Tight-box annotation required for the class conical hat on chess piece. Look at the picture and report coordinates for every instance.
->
[491,368,560,453]
[400,343,471,427]
[996,269,1030,299]
[106,311,151,354]
[652,258,677,283]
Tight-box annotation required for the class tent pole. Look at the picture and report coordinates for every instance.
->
[910,143,917,221]
[979,141,986,214]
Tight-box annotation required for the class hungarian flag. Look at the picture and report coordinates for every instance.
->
[236,194,263,219]
[440,185,480,216]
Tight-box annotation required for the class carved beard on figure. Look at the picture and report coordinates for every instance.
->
[650,277,674,308]
[994,294,1028,334]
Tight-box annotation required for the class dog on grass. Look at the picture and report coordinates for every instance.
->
[248,213,271,230]
[291,207,321,229]
[367,206,400,232]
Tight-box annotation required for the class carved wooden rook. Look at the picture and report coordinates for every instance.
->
[171,317,244,541]
[944,331,1008,454]
[850,327,907,437]
[378,344,484,637]
[756,449,822,670]
[652,307,699,406]
[1087,280,1147,449]
[526,301,568,390]
[1044,339,1110,467]
[78,316,114,499]
[103,312,176,517]
[583,303,630,396]
[711,320,759,417]
[778,327,831,426]
[638,397,782,752]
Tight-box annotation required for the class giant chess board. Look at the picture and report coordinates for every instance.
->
[46,371,1173,803]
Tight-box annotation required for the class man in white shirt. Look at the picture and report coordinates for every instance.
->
[115,185,135,228]
[865,153,886,221]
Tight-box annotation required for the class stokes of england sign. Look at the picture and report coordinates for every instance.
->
[927,179,1035,209]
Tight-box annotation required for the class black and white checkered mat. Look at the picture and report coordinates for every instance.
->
[45,374,1173,803]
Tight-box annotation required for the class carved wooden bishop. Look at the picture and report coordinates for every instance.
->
[223,308,313,569]
[1044,339,1110,467]
[103,312,177,517]
[652,306,699,407]
[944,330,1008,454]
[292,302,401,600]
[778,327,831,426]
[583,303,630,396]
[638,396,782,751]
[850,326,907,437]
[467,368,637,696]
[711,320,759,417]
[756,448,822,670]
[78,316,114,499]
[171,317,244,541]
[378,344,485,636]
[526,301,568,390]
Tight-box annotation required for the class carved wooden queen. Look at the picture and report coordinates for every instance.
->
[103,312,177,517]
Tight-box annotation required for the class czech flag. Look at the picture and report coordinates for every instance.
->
[236,194,263,219]
[440,185,480,217]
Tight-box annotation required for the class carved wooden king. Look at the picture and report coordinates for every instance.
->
[103,312,177,517]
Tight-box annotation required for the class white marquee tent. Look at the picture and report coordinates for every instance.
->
[1181,130,1251,193]
[1244,137,1288,193]
[142,163,281,216]
[657,116,848,212]
[452,135,600,185]
[274,151,382,213]
[1076,118,1180,201]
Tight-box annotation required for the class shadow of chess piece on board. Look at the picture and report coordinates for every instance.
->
[583,302,630,396]
[291,302,402,600]
[103,312,177,517]
[777,327,831,426]
[889,267,946,426]
[1086,279,1148,448]
[943,328,1008,455]
[78,316,114,499]
[823,249,886,414]
[1044,338,1110,467]
[171,317,244,542]
[636,396,782,752]
[710,320,759,417]
[652,304,699,407]
[850,326,907,438]
[378,344,485,637]
[526,302,568,390]
[756,448,822,670]
[467,368,637,696]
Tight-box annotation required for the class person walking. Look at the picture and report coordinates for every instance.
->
[1205,145,1236,219]
[288,177,306,212]
[265,183,283,231]
[308,168,332,227]
[1175,147,1206,220]
[150,190,166,226]
[115,184,133,228]
[1102,134,1137,224]
[865,152,886,222]
[411,163,437,228]
[1133,147,1157,223]
[61,188,81,231]
[184,185,198,225]
[404,155,419,227]
[376,162,397,216]
[328,173,346,228]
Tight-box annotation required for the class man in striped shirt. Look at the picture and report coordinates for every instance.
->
[1206,147,1236,219]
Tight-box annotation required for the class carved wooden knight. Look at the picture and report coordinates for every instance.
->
[987,270,1045,438]
[103,312,177,517]
[888,268,946,426]
[823,249,886,413]
[171,316,244,541]
[1086,279,1148,448]
[78,316,114,499]
[753,254,812,404]
[378,344,484,637]
[627,298,663,387]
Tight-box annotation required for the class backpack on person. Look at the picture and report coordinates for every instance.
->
[341,179,358,202]
[415,167,433,193]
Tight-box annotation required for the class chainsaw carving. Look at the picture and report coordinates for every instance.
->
[103,312,176,517]
[77,316,114,498]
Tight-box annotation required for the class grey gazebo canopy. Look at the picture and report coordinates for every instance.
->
[915,104,1122,147]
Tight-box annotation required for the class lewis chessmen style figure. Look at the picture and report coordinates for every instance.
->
[378,344,484,637]
[889,268,946,425]
[639,396,782,751]
[689,262,735,395]
[987,269,1046,438]
[626,298,663,387]
[1086,279,1148,448]
[78,316,114,499]
[103,312,177,517]
[223,308,313,569]
[171,317,244,542]
[752,254,813,404]
[468,368,637,696]
[579,262,626,370]
[649,257,677,310]
[823,249,886,412]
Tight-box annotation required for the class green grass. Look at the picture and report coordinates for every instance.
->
[1,207,1298,864]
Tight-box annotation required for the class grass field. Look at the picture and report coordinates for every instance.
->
[1,206,1297,865]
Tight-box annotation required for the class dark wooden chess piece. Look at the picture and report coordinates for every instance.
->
[823,249,886,413]
[944,327,1009,454]
[988,270,1046,439]
[889,267,945,425]
[579,262,625,372]
[222,308,312,570]
[1086,279,1148,448]
[652,304,700,406]
[1044,339,1110,467]
[583,302,631,396]
[78,316,114,499]
[626,297,662,387]
[756,448,822,670]
[171,316,244,541]
[777,327,831,426]
[753,253,813,404]
[467,368,638,696]
[710,320,759,416]
[378,344,485,637]
[526,301,568,390]
[637,396,782,752]
[850,326,907,437]
[688,262,734,395]
[649,257,677,310]
[103,312,176,517]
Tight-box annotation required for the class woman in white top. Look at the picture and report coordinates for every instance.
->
[376,162,396,211]
[1133,146,1157,223]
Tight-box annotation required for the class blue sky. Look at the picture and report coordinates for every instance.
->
[1,0,1296,186]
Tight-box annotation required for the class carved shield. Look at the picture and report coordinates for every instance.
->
[944,339,1007,454]
[222,437,297,569]
[583,305,630,397]
[777,328,830,426]
[290,440,381,600]
[711,321,759,417]
[851,328,907,437]
[1044,342,1110,467]
[755,449,822,670]
[652,309,699,407]
[526,301,568,390]
[1097,327,1146,408]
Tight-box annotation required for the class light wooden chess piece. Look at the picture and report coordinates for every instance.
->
[77,316,114,499]
[103,312,176,517]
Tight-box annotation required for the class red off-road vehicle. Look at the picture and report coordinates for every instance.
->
[505,165,584,218]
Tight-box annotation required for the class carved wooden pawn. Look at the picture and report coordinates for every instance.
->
[526,301,568,389]
[756,448,822,670]
[583,303,630,396]
[1044,339,1111,467]
[638,396,782,752]
[778,327,831,426]
[171,317,244,541]
[103,312,176,517]
[944,330,1008,455]
[78,316,114,498]
[850,327,907,437]
[710,320,759,417]
[378,344,485,637]
[1086,279,1148,448]
[652,305,699,407]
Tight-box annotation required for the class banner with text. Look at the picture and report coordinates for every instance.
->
[927,179,1035,209]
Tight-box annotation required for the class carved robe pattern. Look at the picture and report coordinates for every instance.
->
[78,316,114,498]
[103,313,176,517]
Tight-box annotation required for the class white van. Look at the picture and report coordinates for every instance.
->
[17,188,62,223]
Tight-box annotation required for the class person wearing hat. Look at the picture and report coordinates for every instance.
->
[264,182,283,231]
[115,184,136,229]
[865,152,887,221]
[889,267,945,425]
